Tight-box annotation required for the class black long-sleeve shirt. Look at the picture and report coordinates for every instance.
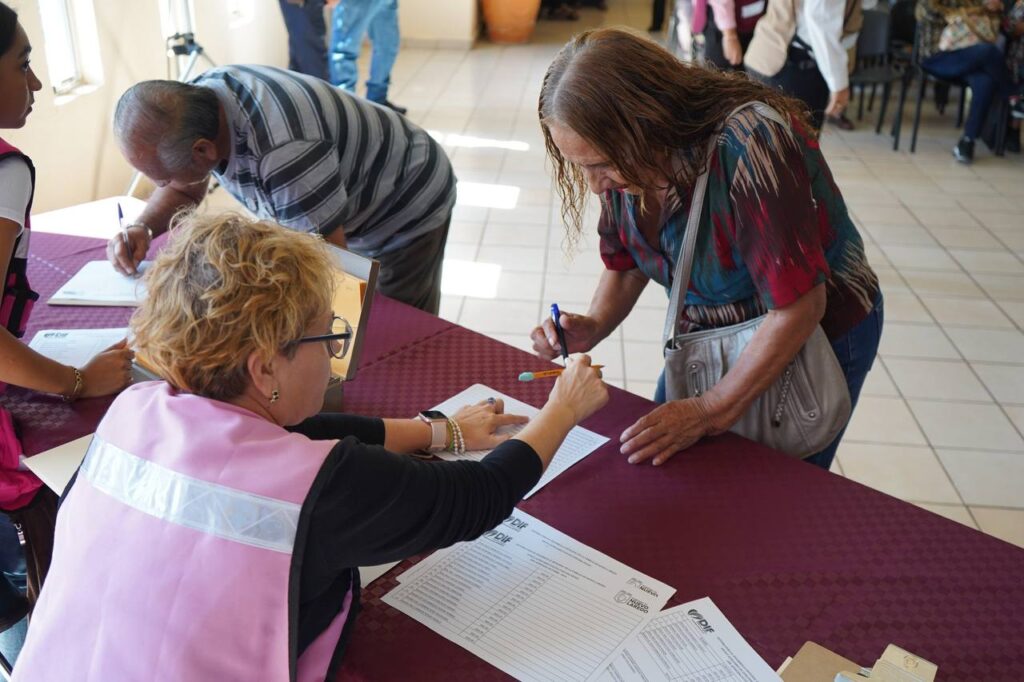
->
[287,414,542,654]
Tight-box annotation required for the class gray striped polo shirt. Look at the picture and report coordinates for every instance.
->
[194,65,456,257]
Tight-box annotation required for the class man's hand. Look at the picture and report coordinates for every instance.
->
[825,87,850,118]
[106,225,151,276]
[722,30,744,66]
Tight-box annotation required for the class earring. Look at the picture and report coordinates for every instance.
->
[270,389,280,404]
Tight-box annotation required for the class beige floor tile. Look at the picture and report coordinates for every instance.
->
[844,396,928,445]
[589,335,625,381]
[968,507,1024,548]
[945,327,1024,363]
[880,245,960,270]
[494,271,544,302]
[919,296,1015,329]
[862,224,937,247]
[541,274,600,307]
[622,341,666,385]
[882,291,933,323]
[872,267,909,293]
[438,295,463,323]
[912,502,978,529]
[854,205,919,225]
[486,332,536,355]
[937,449,1024,507]
[928,228,1004,250]
[625,380,658,401]
[883,358,990,401]
[459,299,540,335]
[909,400,1024,451]
[878,322,960,359]
[621,307,669,342]
[996,300,1024,327]
[909,207,979,229]
[901,270,986,298]
[829,456,844,476]
[973,273,1024,300]
[971,364,1024,404]
[475,245,547,273]
[993,231,1024,251]
[447,221,485,245]
[481,222,550,248]
[838,443,960,503]
[949,249,1024,275]
[860,362,900,397]
[970,210,1024,231]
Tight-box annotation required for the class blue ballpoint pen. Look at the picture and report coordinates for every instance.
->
[550,303,569,361]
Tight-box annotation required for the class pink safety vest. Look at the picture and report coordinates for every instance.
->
[14,381,351,682]
[0,137,42,511]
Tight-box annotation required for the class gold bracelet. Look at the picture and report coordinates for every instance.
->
[62,367,84,403]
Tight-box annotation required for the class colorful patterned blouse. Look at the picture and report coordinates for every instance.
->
[597,107,880,341]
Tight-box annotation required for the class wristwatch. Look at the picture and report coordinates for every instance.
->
[416,410,448,452]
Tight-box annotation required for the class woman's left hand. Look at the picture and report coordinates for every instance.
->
[454,399,530,450]
[620,398,713,466]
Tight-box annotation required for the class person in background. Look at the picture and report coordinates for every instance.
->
[650,0,667,31]
[1007,0,1024,151]
[109,65,455,314]
[277,0,329,81]
[532,29,882,471]
[0,1,133,666]
[702,0,766,70]
[328,0,407,114]
[14,213,608,681]
[915,0,1011,163]
[745,0,873,131]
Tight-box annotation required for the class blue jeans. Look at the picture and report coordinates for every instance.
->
[329,0,400,102]
[0,514,27,668]
[654,295,885,470]
[278,0,329,81]
[923,43,1011,140]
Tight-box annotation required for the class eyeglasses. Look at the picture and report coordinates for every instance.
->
[297,315,353,359]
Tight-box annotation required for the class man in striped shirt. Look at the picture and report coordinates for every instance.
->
[108,65,456,313]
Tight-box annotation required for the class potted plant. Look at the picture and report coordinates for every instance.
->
[481,0,543,44]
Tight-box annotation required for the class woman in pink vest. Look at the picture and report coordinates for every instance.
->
[14,212,608,681]
[0,2,133,667]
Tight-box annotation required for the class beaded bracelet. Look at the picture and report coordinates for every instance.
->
[447,417,466,456]
[61,367,84,403]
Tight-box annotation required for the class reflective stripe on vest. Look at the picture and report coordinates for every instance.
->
[81,436,301,554]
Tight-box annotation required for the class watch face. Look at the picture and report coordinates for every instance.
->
[420,410,447,421]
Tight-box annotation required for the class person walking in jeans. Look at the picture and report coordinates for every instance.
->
[277,0,329,80]
[329,0,407,114]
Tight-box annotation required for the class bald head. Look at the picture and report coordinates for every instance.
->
[114,80,220,175]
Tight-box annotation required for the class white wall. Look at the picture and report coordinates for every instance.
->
[6,0,289,213]
[399,0,477,49]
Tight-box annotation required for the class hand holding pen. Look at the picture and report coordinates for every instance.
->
[529,303,603,361]
[109,203,150,277]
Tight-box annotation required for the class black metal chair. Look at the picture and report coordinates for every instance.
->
[850,7,912,148]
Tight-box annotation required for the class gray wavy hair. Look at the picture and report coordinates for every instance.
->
[113,80,220,173]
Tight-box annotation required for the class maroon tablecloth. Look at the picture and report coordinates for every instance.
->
[9,233,1024,681]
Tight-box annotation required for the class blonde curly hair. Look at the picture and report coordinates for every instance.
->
[131,212,336,401]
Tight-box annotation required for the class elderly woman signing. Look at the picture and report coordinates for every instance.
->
[531,29,883,470]
[14,213,607,681]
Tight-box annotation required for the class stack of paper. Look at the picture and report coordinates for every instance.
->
[430,384,609,498]
[384,509,674,682]
[48,261,151,306]
[29,328,129,368]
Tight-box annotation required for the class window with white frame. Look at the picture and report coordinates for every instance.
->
[37,0,103,99]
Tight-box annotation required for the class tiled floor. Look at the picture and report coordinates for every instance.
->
[209,0,1024,548]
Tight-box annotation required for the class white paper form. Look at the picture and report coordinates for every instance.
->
[601,598,781,682]
[358,562,400,587]
[48,260,151,306]
[29,328,129,368]
[431,384,609,498]
[384,509,675,682]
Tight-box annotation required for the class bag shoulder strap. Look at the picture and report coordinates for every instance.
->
[662,102,792,347]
